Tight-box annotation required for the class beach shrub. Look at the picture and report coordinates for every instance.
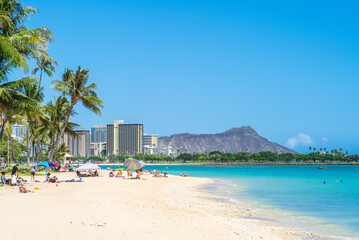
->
[3,164,31,173]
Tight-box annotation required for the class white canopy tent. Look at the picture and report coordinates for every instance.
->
[76,162,102,177]
[76,162,101,171]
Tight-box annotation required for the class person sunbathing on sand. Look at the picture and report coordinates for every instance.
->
[19,186,28,193]
[180,173,184,177]
[116,170,122,177]
[109,170,114,178]
[48,176,60,183]
[154,170,161,178]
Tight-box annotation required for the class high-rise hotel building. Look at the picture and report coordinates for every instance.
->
[11,124,27,143]
[106,123,114,155]
[91,125,107,143]
[143,134,158,147]
[63,129,91,157]
[106,120,143,156]
[113,120,124,155]
[118,123,144,155]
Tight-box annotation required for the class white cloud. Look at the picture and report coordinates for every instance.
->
[286,133,314,148]
[322,137,328,143]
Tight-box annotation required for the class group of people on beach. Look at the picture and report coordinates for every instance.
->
[1,164,26,185]
[180,172,189,177]
[109,168,143,179]
[151,169,168,178]
[107,168,170,179]
[1,164,30,193]
[1,163,177,194]
[0,163,65,193]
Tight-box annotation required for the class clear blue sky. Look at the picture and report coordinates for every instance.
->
[18,0,359,153]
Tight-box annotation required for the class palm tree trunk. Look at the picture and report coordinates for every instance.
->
[50,103,74,161]
[7,136,10,165]
[0,116,10,139]
[36,136,41,163]
[38,69,43,89]
[26,121,30,166]
[32,141,35,163]
[9,135,17,162]
[47,132,56,160]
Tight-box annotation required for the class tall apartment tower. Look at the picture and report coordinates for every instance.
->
[118,123,144,155]
[113,120,124,155]
[143,134,158,147]
[11,124,27,142]
[91,125,107,143]
[63,129,91,157]
[106,124,114,155]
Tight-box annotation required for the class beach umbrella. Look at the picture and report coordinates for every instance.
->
[49,161,59,168]
[36,161,57,168]
[124,158,141,170]
[138,161,146,169]
[35,161,58,174]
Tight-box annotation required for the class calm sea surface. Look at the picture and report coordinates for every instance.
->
[100,164,359,238]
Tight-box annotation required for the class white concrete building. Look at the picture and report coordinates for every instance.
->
[143,134,158,147]
[143,146,180,157]
[11,124,27,142]
[90,142,107,156]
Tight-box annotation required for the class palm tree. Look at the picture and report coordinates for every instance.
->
[32,55,57,89]
[43,96,80,162]
[56,143,70,161]
[0,77,37,137]
[3,107,26,162]
[49,67,103,161]
[0,0,54,77]
[0,0,54,152]
[20,81,43,165]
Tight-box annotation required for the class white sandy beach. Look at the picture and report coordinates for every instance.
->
[0,171,319,240]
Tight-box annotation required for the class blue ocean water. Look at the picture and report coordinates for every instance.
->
[100,164,359,238]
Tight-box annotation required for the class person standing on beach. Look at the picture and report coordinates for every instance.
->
[31,166,36,182]
[11,164,19,178]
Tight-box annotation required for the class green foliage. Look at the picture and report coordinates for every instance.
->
[59,148,359,164]
[0,140,25,160]
[174,151,359,163]
[3,163,31,173]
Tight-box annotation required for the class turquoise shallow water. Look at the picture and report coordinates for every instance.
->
[100,164,359,238]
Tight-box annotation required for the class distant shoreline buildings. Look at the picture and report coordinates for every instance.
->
[9,121,180,158]
[62,120,180,158]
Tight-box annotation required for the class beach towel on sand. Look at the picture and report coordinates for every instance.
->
[63,178,83,183]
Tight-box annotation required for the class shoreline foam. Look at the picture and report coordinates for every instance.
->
[197,176,358,240]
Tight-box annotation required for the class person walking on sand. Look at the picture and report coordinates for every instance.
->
[31,166,36,182]
[126,168,130,177]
